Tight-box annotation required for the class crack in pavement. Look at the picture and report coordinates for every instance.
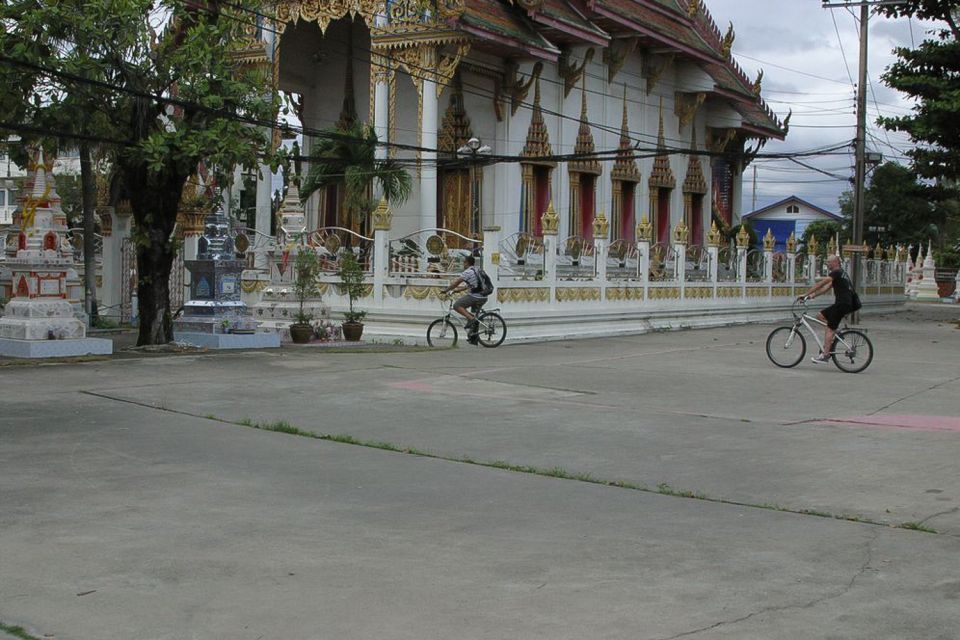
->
[919,506,960,527]
[650,529,879,640]
[867,375,960,416]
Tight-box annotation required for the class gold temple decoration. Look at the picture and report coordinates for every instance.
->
[641,53,674,95]
[648,99,676,190]
[275,0,386,34]
[736,224,751,249]
[592,210,610,239]
[558,48,594,99]
[438,73,473,153]
[682,128,707,195]
[372,198,392,231]
[874,241,883,259]
[807,233,819,256]
[673,220,689,244]
[886,245,897,261]
[521,78,553,160]
[675,91,706,131]
[569,78,601,237]
[687,0,700,18]
[603,37,638,83]
[706,127,737,154]
[707,221,722,247]
[720,22,735,58]
[752,68,763,96]
[827,236,837,256]
[541,201,559,235]
[763,228,775,251]
[503,60,543,119]
[611,86,640,183]
[786,231,797,253]
[636,216,653,242]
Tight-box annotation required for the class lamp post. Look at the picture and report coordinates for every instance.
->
[456,137,492,235]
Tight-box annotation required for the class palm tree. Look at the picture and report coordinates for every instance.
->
[300,122,412,229]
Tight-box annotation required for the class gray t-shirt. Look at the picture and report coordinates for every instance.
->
[460,266,486,298]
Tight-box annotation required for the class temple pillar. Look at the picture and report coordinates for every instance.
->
[592,211,609,300]
[636,216,652,300]
[371,198,391,305]
[420,47,439,232]
[255,164,272,270]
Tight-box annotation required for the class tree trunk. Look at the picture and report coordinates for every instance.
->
[122,160,188,346]
[79,142,98,326]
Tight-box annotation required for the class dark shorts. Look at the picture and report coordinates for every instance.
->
[821,303,853,330]
[454,294,487,312]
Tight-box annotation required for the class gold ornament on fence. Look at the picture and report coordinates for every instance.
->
[786,231,796,253]
[541,201,559,235]
[635,215,653,242]
[372,197,392,231]
[807,234,819,256]
[886,245,897,261]
[827,236,837,257]
[673,220,689,244]
[707,221,722,247]
[426,234,446,256]
[762,228,775,252]
[592,210,610,239]
[736,224,751,249]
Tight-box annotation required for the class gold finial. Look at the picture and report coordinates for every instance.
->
[886,245,897,261]
[736,224,751,249]
[687,0,698,19]
[841,238,852,257]
[721,22,735,58]
[592,209,609,239]
[372,197,392,231]
[827,236,837,257]
[807,233,819,256]
[541,201,559,235]
[636,215,653,242]
[753,69,763,96]
[763,228,775,251]
[673,220,689,244]
[786,231,797,253]
[707,221,722,247]
[874,241,882,259]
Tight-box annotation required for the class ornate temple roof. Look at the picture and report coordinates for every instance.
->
[611,87,641,182]
[569,79,602,175]
[451,0,786,140]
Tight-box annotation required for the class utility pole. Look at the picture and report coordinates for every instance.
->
[822,0,885,319]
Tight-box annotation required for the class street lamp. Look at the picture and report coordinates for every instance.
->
[457,137,492,235]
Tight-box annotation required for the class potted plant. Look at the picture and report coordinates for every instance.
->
[338,250,367,341]
[290,247,320,344]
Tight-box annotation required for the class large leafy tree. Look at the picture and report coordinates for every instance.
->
[301,122,412,230]
[0,0,280,344]
[878,1,960,184]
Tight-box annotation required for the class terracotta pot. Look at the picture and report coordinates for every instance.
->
[289,323,313,344]
[342,321,364,342]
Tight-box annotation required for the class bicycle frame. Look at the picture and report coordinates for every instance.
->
[789,305,856,355]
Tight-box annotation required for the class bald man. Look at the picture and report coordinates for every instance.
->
[799,254,856,364]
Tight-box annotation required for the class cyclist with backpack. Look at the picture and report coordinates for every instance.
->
[798,254,862,364]
[442,255,492,345]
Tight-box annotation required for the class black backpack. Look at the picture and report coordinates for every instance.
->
[471,266,494,297]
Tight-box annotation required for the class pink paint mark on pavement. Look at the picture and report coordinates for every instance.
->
[816,415,960,433]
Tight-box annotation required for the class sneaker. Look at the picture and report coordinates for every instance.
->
[811,352,831,364]
[467,335,479,345]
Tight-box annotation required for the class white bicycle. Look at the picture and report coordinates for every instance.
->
[765,299,874,373]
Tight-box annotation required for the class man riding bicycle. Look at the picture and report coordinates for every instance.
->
[442,255,487,345]
[798,254,856,364]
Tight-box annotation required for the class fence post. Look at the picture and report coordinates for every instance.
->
[706,221,720,299]
[736,224,750,299]
[541,202,559,302]
[762,228,775,285]
[636,216,652,301]
[482,225,501,293]
[371,198,392,306]
[593,211,609,300]
[786,232,797,289]
[673,221,688,299]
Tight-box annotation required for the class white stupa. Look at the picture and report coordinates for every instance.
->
[914,240,941,302]
[0,150,112,357]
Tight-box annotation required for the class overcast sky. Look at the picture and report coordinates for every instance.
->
[707,0,921,213]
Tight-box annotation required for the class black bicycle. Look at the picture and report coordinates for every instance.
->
[427,296,507,348]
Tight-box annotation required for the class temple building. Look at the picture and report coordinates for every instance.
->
[235,0,787,243]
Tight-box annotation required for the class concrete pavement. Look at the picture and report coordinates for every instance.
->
[1,303,959,639]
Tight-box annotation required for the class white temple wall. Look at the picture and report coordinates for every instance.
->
[391,69,422,232]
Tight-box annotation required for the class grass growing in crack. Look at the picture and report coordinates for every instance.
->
[897,522,938,534]
[210,413,941,535]
[0,621,42,640]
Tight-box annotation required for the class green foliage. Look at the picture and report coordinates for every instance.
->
[338,250,367,323]
[877,2,960,184]
[301,122,412,224]
[292,248,320,324]
[802,220,845,253]
[0,0,282,344]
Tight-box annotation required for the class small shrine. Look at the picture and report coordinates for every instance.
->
[173,204,280,349]
[0,150,112,357]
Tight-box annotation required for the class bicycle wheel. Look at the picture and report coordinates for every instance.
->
[832,329,873,373]
[765,326,806,368]
[475,312,506,348]
[427,319,458,348]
